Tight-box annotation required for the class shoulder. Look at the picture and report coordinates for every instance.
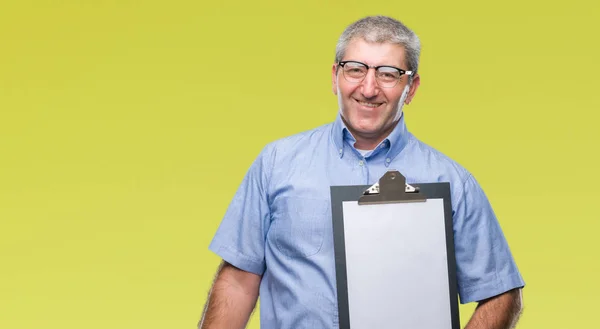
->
[406,133,472,185]
[403,133,491,211]
[259,122,333,163]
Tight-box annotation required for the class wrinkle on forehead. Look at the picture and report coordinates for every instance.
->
[344,37,406,68]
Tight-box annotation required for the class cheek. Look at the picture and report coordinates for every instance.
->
[385,92,403,108]
[383,90,399,102]
[337,80,358,98]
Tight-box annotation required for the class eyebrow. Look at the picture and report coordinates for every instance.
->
[343,60,404,70]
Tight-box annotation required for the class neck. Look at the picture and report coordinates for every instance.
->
[353,138,381,150]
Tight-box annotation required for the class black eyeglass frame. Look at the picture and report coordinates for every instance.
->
[337,60,414,88]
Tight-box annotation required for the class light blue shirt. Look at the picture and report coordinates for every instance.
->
[209,113,525,328]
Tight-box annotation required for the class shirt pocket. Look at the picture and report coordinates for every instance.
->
[270,196,330,258]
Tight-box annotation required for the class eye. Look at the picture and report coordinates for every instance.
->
[344,65,367,77]
[377,68,400,81]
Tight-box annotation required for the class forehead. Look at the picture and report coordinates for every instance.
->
[343,38,406,68]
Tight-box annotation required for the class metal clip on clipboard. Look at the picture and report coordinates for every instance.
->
[358,170,426,205]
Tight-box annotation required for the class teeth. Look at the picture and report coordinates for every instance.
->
[358,101,381,108]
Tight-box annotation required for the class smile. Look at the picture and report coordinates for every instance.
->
[356,99,383,108]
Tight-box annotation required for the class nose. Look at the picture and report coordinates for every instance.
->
[360,69,379,98]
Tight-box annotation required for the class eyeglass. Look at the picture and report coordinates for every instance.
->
[338,60,413,88]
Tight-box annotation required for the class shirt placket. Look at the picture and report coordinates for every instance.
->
[357,155,369,184]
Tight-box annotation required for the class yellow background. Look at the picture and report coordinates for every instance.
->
[1,0,598,328]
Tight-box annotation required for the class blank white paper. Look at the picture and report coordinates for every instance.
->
[342,198,452,329]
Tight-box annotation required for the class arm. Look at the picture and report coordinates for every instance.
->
[198,260,262,329]
[464,288,523,329]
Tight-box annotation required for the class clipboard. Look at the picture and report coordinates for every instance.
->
[330,170,460,329]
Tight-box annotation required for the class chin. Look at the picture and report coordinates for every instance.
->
[343,111,387,132]
[352,120,382,134]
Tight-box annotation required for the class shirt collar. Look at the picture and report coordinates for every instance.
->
[332,112,410,164]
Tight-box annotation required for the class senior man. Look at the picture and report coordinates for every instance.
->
[199,15,525,329]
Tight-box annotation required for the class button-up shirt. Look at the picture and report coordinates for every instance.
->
[209,113,525,329]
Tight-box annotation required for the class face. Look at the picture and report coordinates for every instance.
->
[332,38,420,147]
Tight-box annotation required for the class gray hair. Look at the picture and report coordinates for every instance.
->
[335,16,421,76]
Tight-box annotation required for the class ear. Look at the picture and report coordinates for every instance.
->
[331,63,338,95]
[406,73,421,105]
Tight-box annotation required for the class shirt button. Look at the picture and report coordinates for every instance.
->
[386,158,391,163]
[339,148,343,154]
[358,160,364,166]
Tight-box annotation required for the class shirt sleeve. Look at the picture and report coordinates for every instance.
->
[452,173,525,304]
[208,145,273,276]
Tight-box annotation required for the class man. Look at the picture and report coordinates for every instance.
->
[200,15,525,329]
